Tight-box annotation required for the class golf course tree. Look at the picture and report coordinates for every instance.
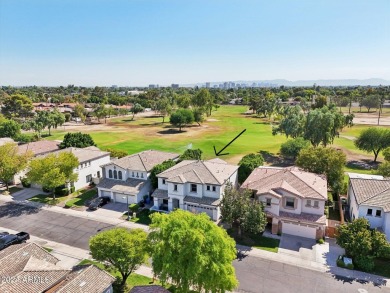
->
[280,137,310,160]
[192,108,204,126]
[179,148,203,161]
[237,153,264,184]
[0,143,32,191]
[272,105,306,138]
[105,148,128,159]
[156,97,172,123]
[355,127,390,162]
[130,103,144,120]
[1,94,34,119]
[90,228,148,291]
[191,88,213,116]
[220,185,267,237]
[296,147,346,193]
[59,132,96,149]
[376,147,390,177]
[169,108,194,131]
[149,159,176,189]
[148,209,238,293]
[27,152,79,199]
[336,218,390,272]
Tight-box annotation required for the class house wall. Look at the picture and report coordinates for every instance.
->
[158,178,168,190]
[202,184,221,199]
[301,199,325,215]
[383,213,390,241]
[258,194,280,216]
[277,190,302,215]
[358,205,384,229]
[104,165,147,181]
[185,183,202,198]
[348,182,359,221]
[74,155,110,190]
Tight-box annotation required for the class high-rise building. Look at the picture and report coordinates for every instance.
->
[205,82,210,88]
[171,84,179,88]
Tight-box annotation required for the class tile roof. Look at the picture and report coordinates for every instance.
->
[158,159,238,185]
[97,178,146,195]
[17,140,60,156]
[278,211,327,225]
[151,189,169,199]
[350,178,390,212]
[184,195,221,206]
[241,166,327,200]
[107,150,179,172]
[52,146,110,163]
[130,285,170,293]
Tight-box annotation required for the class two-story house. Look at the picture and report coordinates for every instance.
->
[241,166,327,239]
[151,158,238,221]
[348,173,390,241]
[97,150,179,204]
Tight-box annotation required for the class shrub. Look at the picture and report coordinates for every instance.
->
[64,113,71,122]
[354,255,375,272]
[238,153,264,183]
[336,258,345,268]
[14,133,32,143]
[317,238,325,245]
[129,204,139,213]
[20,177,31,188]
[324,206,329,218]
[54,187,69,197]
[42,186,51,193]
[70,186,75,193]
[280,137,310,160]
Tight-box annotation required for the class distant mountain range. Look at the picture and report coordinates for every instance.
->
[186,78,390,87]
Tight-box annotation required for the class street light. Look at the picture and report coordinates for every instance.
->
[122,195,129,220]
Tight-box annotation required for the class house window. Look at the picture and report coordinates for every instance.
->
[174,184,178,191]
[136,172,139,178]
[207,185,210,191]
[266,198,271,207]
[306,200,311,207]
[162,179,166,184]
[376,210,382,217]
[109,170,113,178]
[212,186,216,192]
[118,171,122,180]
[285,198,295,208]
[313,201,319,208]
[367,208,373,216]
[86,174,92,183]
[141,173,144,178]
[191,184,197,192]
[132,172,134,177]
[97,171,101,178]
[113,170,118,179]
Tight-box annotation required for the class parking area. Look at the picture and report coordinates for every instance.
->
[9,187,46,201]
[278,234,317,261]
[88,202,128,219]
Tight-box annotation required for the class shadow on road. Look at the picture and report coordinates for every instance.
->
[0,201,42,218]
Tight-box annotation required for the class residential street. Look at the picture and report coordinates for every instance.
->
[0,201,389,293]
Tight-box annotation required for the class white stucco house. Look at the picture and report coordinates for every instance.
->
[348,173,390,241]
[97,150,179,204]
[241,166,328,239]
[151,158,238,221]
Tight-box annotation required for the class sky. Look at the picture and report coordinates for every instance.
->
[0,0,389,86]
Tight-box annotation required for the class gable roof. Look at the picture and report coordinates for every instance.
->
[18,140,60,156]
[241,166,327,200]
[108,150,179,172]
[158,159,238,185]
[51,146,110,164]
[349,178,390,212]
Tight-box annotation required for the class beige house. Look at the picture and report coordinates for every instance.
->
[151,158,238,221]
[241,166,327,239]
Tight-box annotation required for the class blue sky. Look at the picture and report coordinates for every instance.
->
[0,0,389,86]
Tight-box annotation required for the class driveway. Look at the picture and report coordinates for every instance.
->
[88,202,128,219]
[279,234,317,261]
[10,187,47,201]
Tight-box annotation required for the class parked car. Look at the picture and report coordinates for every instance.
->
[88,196,110,210]
[0,232,30,251]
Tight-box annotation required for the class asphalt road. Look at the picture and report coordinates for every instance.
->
[1,201,389,293]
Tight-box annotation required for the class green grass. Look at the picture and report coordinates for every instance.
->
[65,188,97,208]
[129,209,156,226]
[371,258,390,278]
[228,229,280,253]
[328,207,341,221]
[42,246,53,252]
[28,193,70,205]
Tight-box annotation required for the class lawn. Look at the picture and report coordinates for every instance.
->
[372,258,390,278]
[28,193,71,205]
[65,188,97,208]
[228,229,280,253]
[328,207,341,221]
[129,209,157,226]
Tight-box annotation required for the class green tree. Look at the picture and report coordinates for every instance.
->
[280,137,310,160]
[1,94,34,119]
[169,108,195,131]
[93,103,108,123]
[148,210,238,293]
[382,147,390,161]
[192,89,212,116]
[74,104,86,123]
[360,95,379,113]
[272,105,305,138]
[0,143,32,190]
[192,108,204,126]
[336,218,390,272]
[176,94,191,108]
[0,119,21,138]
[238,153,264,184]
[355,127,390,162]
[179,148,203,161]
[48,109,65,135]
[376,161,390,177]
[150,159,176,189]
[90,228,148,291]
[156,97,172,123]
[130,103,144,120]
[59,132,96,149]
[106,148,128,158]
[296,147,346,193]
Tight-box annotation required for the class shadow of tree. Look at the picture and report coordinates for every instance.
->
[259,150,294,167]
[0,201,42,218]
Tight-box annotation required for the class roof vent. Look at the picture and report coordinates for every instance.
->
[23,252,29,256]
[80,281,86,287]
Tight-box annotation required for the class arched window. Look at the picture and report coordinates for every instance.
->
[114,170,118,179]
[118,171,122,180]
[109,170,113,178]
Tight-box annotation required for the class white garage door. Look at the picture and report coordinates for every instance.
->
[114,193,136,204]
[99,190,111,198]
[186,204,214,219]
[282,222,316,239]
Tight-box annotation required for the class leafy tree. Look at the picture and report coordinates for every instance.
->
[27,152,79,199]
[1,94,34,119]
[106,148,128,158]
[355,127,390,162]
[376,161,390,177]
[156,97,172,123]
[360,95,379,113]
[382,147,390,162]
[150,159,176,189]
[169,108,194,131]
[93,103,108,123]
[192,108,204,126]
[220,186,267,236]
[48,109,65,135]
[59,132,96,149]
[130,103,144,120]
[148,210,238,293]
[90,228,148,290]
[192,89,212,115]
[179,148,203,161]
[0,143,32,190]
[296,147,346,193]
[238,153,264,184]
[336,218,390,272]
[280,137,310,160]
[74,104,86,123]
[272,105,305,138]
[0,119,21,138]
[176,94,191,108]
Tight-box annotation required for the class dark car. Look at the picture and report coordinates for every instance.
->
[0,232,30,251]
[88,196,110,210]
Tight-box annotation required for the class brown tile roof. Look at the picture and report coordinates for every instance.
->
[350,178,390,212]
[241,167,327,200]
[130,285,170,293]
[184,195,221,206]
[158,159,238,185]
[97,178,146,195]
[51,146,110,163]
[17,140,60,156]
[278,211,327,225]
[107,150,179,172]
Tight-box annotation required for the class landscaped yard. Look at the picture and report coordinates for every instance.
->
[8,186,23,194]
[28,193,71,205]
[129,209,156,225]
[228,229,280,253]
[372,258,390,278]
[328,207,341,221]
[65,188,97,208]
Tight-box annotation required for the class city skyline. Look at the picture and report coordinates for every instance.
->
[0,0,389,86]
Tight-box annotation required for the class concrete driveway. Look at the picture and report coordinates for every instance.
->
[87,202,128,219]
[11,187,47,201]
[279,234,317,261]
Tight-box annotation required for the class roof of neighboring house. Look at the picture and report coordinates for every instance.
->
[52,265,115,293]
[106,150,179,172]
[0,137,15,146]
[184,195,221,206]
[17,140,61,156]
[349,177,390,212]
[158,159,238,185]
[97,178,146,195]
[241,166,327,200]
[129,285,170,293]
[51,146,110,164]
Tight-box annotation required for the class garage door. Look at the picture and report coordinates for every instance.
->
[186,204,214,219]
[99,190,111,198]
[282,222,316,239]
[114,193,136,204]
